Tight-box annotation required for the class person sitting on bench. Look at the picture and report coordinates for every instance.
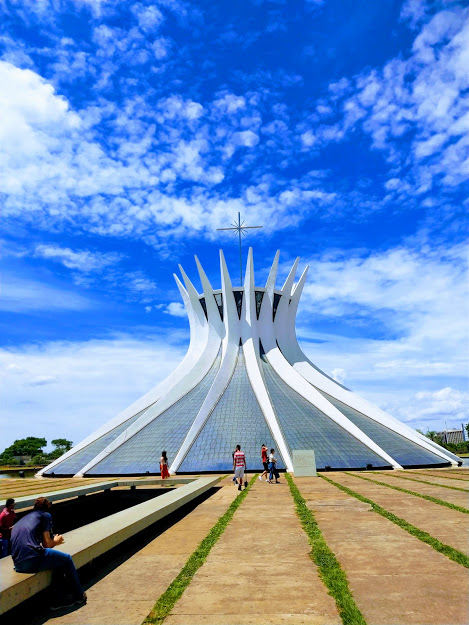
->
[10,497,87,611]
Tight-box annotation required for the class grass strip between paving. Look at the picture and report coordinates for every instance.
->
[368,471,468,493]
[286,473,367,625]
[344,472,469,514]
[405,471,469,483]
[321,474,469,569]
[142,474,258,625]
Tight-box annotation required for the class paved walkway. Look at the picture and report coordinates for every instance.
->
[327,472,469,555]
[9,470,469,625]
[373,471,469,494]
[35,479,240,625]
[347,471,469,507]
[165,478,340,625]
[413,470,469,482]
[295,476,468,625]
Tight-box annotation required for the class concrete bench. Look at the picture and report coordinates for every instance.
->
[0,477,196,511]
[0,476,221,614]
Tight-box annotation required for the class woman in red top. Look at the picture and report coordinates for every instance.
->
[160,451,170,479]
[0,498,16,558]
[258,444,269,482]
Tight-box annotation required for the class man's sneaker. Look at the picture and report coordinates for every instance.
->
[244,480,248,488]
[238,485,242,491]
[51,592,87,611]
[51,598,78,611]
[258,476,262,481]
[74,593,87,607]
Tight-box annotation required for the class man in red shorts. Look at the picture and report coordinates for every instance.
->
[258,444,269,482]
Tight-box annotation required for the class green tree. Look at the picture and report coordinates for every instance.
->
[0,437,47,465]
[9,437,47,456]
[0,453,19,466]
[51,439,73,452]
[426,431,443,445]
[28,453,50,466]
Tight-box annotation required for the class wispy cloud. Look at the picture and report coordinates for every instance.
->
[295,239,468,429]
[164,301,186,317]
[312,4,469,198]
[0,333,186,447]
[0,276,93,312]
[35,245,122,272]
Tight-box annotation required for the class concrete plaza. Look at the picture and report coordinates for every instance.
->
[1,468,468,625]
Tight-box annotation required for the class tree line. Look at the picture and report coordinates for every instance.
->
[0,437,73,466]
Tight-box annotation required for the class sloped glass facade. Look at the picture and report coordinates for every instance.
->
[317,390,447,467]
[86,350,222,475]
[179,347,285,472]
[45,407,149,476]
[260,352,391,469]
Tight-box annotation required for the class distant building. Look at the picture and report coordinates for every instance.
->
[437,429,465,445]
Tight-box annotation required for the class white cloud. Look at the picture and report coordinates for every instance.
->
[164,302,187,317]
[213,94,246,115]
[1,4,466,252]
[35,245,122,272]
[152,38,171,60]
[329,5,469,194]
[301,130,317,147]
[233,130,259,148]
[0,334,186,448]
[295,240,468,431]
[125,271,158,301]
[0,275,92,312]
[131,4,164,32]
[331,368,346,384]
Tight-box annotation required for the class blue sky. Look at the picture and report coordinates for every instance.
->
[1,0,468,450]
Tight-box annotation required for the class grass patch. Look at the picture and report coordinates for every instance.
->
[286,473,367,625]
[320,474,469,569]
[344,472,469,514]
[143,474,257,625]
[405,471,469,483]
[368,471,468,493]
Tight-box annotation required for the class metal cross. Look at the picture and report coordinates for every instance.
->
[217,212,263,285]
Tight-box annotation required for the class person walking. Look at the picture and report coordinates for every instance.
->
[258,444,269,482]
[0,498,16,558]
[160,451,170,479]
[268,448,280,484]
[11,497,86,610]
[233,444,247,491]
[231,448,238,484]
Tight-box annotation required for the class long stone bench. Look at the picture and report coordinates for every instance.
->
[0,476,221,615]
[1,477,196,511]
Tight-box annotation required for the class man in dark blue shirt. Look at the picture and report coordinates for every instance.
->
[11,497,86,610]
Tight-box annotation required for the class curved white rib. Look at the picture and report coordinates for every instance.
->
[38,273,208,477]
[242,248,293,471]
[170,252,238,473]
[266,257,403,469]
[74,264,222,476]
[277,267,456,466]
